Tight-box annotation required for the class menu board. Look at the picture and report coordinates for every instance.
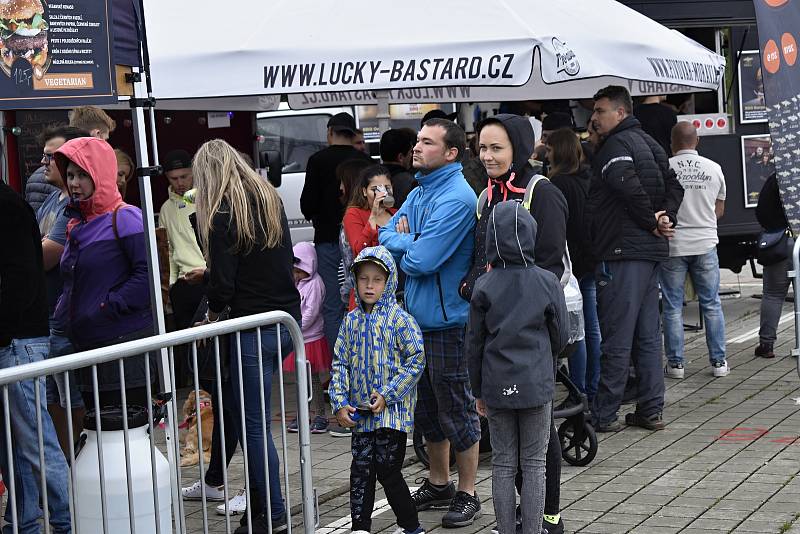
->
[0,0,116,109]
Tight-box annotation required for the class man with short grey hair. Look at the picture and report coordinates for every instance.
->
[661,121,727,379]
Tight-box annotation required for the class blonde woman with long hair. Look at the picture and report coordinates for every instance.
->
[193,139,300,534]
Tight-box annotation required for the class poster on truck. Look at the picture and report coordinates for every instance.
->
[741,134,775,208]
[0,0,116,108]
[738,51,768,123]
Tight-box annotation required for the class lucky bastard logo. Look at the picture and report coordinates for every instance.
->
[552,37,580,77]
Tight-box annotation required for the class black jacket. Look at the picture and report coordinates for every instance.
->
[633,103,677,156]
[207,200,301,322]
[460,114,568,301]
[24,166,60,213]
[587,115,684,263]
[466,201,569,408]
[551,165,593,278]
[0,182,49,346]
[756,173,788,231]
[300,145,371,244]
[382,162,416,208]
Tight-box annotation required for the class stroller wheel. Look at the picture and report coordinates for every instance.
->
[558,418,598,466]
[412,428,456,468]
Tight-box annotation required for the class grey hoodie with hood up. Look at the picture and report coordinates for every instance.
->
[465,200,569,409]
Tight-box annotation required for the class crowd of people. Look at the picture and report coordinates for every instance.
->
[0,84,791,534]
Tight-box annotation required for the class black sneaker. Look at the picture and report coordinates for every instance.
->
[543,516,564,534]
[234,511,287,533]
[441,491,481,528]
[411,478,455,511]
[755,342,775,359]
[593,419,623,433]
[625,411,665,431]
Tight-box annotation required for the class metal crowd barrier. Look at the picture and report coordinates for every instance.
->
[791,238,800,378]
[0,311,316,534]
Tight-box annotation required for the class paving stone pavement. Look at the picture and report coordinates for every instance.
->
[176,272,800,534]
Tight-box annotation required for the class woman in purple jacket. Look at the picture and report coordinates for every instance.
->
[53,137,154,409]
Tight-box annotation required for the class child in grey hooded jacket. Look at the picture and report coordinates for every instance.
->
[466,200,569,534]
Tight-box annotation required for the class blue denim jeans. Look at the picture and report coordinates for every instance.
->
[230,327,292,521]
[568,274,601,400]
[0,337,71,534]
[660,249,726,365]
[46,332,84,409]
[316,242,345,350]
[582,274,601,400]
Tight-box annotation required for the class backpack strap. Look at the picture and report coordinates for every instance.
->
[476,188,488,219]
[112,204,122,241]
[111,204,132,268]
[522,175,549,211]
[477,174,550,219]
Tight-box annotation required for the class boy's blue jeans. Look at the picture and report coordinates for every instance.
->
[0,337,71,534]
[660,249,726,366]
[230,327,291,521]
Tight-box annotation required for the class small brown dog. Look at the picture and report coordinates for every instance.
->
[179,389,214,467]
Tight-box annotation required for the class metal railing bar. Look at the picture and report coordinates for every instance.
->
[0,312,303,386]
[143,352,162,534]
[213,336,233,534]
[35,376,51,534]
[92,365,109,534]
[191,341,210,534]
[255,326,273,533]
[119,360,137,534]
[234,331,253,534]
[4,386,20,534]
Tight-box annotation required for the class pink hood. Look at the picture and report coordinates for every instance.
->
[55,137,124,232]
[293,242,325,342]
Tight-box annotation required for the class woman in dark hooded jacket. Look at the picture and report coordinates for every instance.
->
[459,113,569,534]
[546,128,601,404]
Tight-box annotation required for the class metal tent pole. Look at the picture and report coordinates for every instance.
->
[129,76,184,534]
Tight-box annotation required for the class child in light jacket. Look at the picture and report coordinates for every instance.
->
[466,201,569,534]
[329,245,426,534]
[284,242,332,433]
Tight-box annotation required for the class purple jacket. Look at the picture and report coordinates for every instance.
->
[53,138,152,351]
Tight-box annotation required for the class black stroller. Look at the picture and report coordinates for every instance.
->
[413,360,598,468]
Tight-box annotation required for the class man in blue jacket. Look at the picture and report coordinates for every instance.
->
[380,118,481,528]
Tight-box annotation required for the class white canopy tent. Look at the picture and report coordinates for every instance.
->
[143,0,725,108]
[127,2,727,528]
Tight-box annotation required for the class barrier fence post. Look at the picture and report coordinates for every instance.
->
[791,237,800,377]
[0,312,314,533]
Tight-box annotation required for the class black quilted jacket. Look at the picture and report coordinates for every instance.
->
[587,116,684,263]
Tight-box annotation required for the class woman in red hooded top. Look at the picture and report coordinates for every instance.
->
[53,137,154,409]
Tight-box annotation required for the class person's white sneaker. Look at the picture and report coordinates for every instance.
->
[712,360,730,377]
[181,480,225,501]
[215,491,247,515]
[665,362,684,379]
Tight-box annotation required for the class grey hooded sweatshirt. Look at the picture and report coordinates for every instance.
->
[465,200,569,409]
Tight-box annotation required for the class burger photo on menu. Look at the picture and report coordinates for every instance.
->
[0,0,50,79]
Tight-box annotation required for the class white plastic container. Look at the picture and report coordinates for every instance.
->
[74,407,171,534]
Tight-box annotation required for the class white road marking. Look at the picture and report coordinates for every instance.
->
[727,313,793,344]
[316,487,418,533]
